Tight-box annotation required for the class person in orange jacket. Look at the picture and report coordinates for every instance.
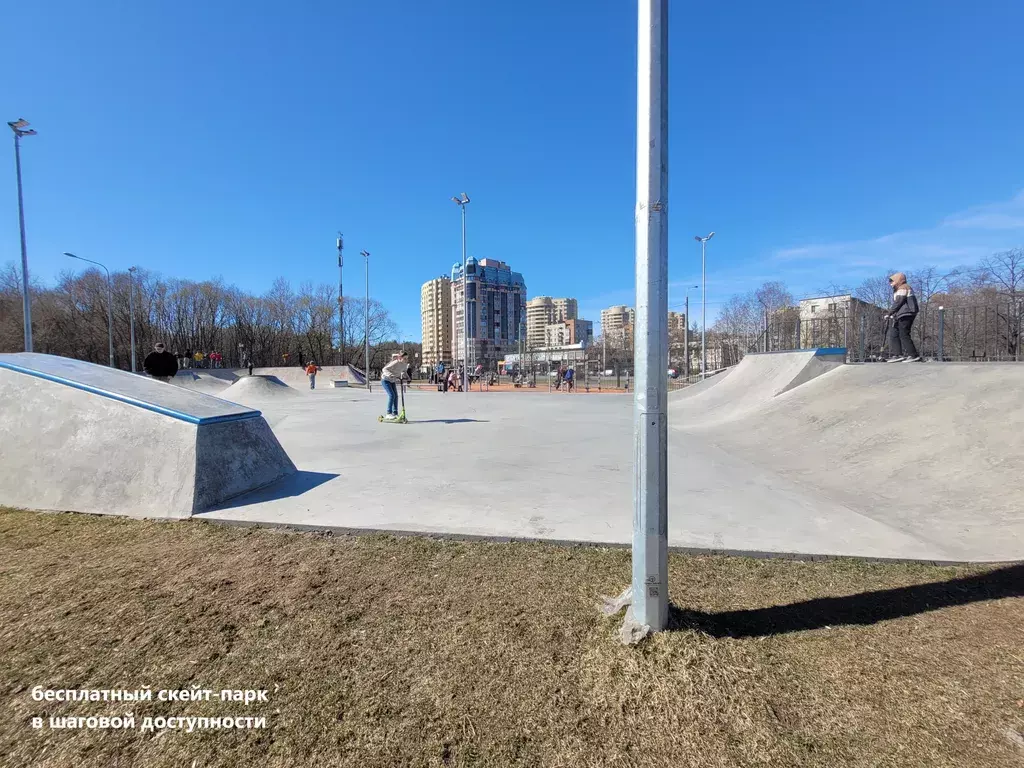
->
[305,361,321,389]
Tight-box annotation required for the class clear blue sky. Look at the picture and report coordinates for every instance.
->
[4,0,1023,338]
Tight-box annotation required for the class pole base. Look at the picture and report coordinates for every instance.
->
[599,586,652,645]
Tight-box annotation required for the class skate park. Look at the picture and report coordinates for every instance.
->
[1,348,1020,563]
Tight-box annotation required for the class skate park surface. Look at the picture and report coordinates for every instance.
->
[2,351,1021,562]
[196,350,1024,562]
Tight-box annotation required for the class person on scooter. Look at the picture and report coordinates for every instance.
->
[380,351,409,420]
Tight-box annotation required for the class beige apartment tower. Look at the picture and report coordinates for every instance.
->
[601,305,635,342]
[421,276,452,370]
[526,296,578,349]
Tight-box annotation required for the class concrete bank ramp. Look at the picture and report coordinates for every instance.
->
[172,370,236,395]
[684,362,1024,561]
[241,365,366,387]
[220,375,300,404]
[0,353,296,519]
[669,349,845,426]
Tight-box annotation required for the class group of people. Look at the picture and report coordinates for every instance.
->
[431,363,464,393]
[171,350,224,369]
[554,365,575,391]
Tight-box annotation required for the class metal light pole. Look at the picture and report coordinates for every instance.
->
[628,0,670,635]
[9,119,37,353]
[337,233,344,365]
[683,284,698,380]
[65,252,115,367]
[452,193,470,395]
[694,232,714,378]
[128,266,138,372]
[361,250,370,391]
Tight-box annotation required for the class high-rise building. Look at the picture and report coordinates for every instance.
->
[421,276,452,370]
[601,305,635,342]
[544,317,593,348]
[668,311,687,334]
[451,257,527,370]
[526,296,578,349]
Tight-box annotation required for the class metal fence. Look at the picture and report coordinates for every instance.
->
[708,301,1023,364]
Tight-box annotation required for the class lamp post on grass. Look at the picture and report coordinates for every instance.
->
[64,252,115,368]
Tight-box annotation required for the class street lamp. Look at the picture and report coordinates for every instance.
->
[337,233,344,365]
[683,284,698,379]
[694,232,715,378]
[9,118,37,353]
[64,252,115,368]
[451,192,470,395]
[128,266,138,372]
[361,250,370,391]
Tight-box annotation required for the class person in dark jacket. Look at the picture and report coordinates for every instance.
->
[144,342,179,381]
[885,272,921,362]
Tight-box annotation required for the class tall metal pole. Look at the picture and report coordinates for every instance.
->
[461,202,469,395]
[684,294,689,380]
[106,271,114,367]
[628,0,669,634]
[361,250,370,390]
[337,234,344,365]
[701,239,706,378]
[128,266,137,372]
[64,252,114,367]
[10,120,36,353]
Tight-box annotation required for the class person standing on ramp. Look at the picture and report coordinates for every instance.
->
[886,272,922,362]
[143,342,179,382]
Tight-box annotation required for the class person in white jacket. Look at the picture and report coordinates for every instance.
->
[380,351,409,420]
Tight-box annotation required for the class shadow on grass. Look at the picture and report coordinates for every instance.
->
[208,471,340,511]
[669,563,1024,638]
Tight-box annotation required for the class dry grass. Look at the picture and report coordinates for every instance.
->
[0,508,1021,768]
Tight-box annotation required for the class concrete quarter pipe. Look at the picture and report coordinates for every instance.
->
[0,353,296,519]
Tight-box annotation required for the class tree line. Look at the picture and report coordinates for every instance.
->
[0,263,419,374]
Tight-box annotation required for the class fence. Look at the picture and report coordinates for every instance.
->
[709,301,1023,365]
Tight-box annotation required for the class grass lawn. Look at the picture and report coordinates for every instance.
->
[0,508,1021,768]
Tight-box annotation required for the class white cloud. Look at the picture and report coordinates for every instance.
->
[771,190,1024,273]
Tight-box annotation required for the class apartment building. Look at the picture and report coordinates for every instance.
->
[543,318,594,348]
[526,296,578,349]
[451,257,527,370]
[420,276,452,370]
[600,305,635,343]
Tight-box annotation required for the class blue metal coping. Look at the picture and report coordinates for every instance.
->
[0,360,261,426]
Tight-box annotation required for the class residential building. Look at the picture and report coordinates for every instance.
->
[526,296,578,349]
[798,295,885,349]
[668,311,687,334]
[601,305,635,343]
[420,276,452,371]
[451,257,527,371]
[544,317,594,348]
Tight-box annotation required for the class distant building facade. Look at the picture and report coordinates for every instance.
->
[526,296,578,349]
[601,305,635,343]
[667,311,687,335]
[798,295,885,349]
[544,318,593,348]
[421,276,452,370]
[451,257,527,370]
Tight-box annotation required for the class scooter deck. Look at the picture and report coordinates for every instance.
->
[378,414,408,423]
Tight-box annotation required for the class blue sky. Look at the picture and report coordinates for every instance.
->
[3,0,1023,339]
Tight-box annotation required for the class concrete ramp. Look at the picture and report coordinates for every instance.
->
[0,353,296,519]
[669,349,845,426]
[243,365,366,387]
[172,370,236,395]
[687,362,1024,560]
[220,375,300,404]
